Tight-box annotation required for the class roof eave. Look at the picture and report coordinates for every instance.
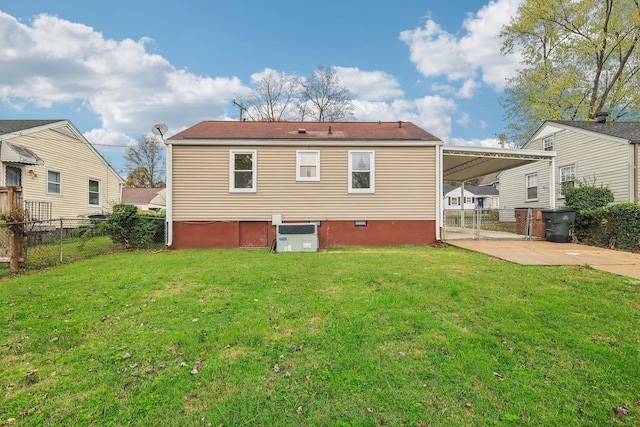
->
[165,138,443,147]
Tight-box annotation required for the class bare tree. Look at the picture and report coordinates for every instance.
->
[297,65,355,122]
[124,135,165,188]
[235,69,299,121]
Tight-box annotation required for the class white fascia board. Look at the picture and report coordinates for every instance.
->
[165,139,443,147]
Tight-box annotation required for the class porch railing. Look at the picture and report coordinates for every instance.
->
[24,200,53,221]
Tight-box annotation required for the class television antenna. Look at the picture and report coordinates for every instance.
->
[233,99,247,121]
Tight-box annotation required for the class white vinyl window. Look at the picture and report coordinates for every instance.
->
[448,197,460,206]
[560,164,576,196]
[229,150,256,192]
[296,150,320,181]
[47,169,61,194]
[348,150,375,193]
[525,173,538,201]
[88,178,101,206]
[543,136,554,151]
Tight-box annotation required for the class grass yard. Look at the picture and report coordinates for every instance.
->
[1,246,639,426]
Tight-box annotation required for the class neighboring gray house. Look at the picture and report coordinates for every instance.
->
[443,185,499,210]
[499,116,640,216]
[478,172,499,190]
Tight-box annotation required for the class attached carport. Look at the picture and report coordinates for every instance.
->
[437,146,556,240]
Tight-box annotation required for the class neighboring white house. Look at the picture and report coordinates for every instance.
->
[0,119,123,219]
[443,185,499,210]
[499,116,640,217]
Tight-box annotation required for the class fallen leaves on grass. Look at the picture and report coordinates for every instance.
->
[493,372,504,380]
[612,406,630,419]
[190,360,205,375]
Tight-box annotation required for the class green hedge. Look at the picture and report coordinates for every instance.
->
[574,203,640,252]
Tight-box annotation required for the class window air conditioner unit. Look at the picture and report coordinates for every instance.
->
[276,223,318,252]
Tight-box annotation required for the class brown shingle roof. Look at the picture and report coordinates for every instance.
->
[169,121,441,142]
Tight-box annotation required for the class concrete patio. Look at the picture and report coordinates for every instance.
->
[444,228,640,280]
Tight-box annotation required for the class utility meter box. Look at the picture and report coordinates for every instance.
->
[276,223,318,252]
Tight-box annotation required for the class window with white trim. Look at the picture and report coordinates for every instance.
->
[296,150,320,181]
[525,173,538,201]
[543,136,554,151]
[229,150,256,192]
[448,197,460,206]
[559,164,576,196]
[47,169,61,194]
[348,150,375,193]
[88,178,101,206]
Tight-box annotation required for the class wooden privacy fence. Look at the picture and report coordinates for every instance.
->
[0,186,27,271]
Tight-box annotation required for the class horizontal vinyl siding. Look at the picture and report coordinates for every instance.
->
[7,129,122,218]
[172,145,437,221]
[553,132,631,201]
[500,128,632,209]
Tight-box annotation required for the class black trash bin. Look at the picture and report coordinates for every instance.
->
[541,209,576,243]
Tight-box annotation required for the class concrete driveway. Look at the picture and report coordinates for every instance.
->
[446,233,640,280]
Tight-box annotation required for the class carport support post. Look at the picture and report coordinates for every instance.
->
[460,181,465,228]
[549,158,556,209]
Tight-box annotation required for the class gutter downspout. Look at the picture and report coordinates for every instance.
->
[549,156,556,209]
[634,143,639,203]
[165,142,173,248]
[435,144,442,241]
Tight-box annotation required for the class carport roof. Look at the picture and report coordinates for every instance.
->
[443,146,555,182]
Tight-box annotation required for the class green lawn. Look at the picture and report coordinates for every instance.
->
[1,246,639,426]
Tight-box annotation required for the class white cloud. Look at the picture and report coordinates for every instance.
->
[335,66,404,101]
[399,19,474,81]
[0,11,250,138]
[399,0,523,91]
[448,136,502,148]
[353,95,457,140]
[84,128,136,150]
[457,113,471,126]
[457,78,480,99]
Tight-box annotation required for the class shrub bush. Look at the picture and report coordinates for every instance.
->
[563,181,614,211]
[108,204,163,249]
[563,181,615,241]
[580,203,640,252]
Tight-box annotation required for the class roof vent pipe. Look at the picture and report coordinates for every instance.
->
[328,126,332,134]
[595,111,609,123]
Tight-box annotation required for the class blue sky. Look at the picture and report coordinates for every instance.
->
[0,0,523,174]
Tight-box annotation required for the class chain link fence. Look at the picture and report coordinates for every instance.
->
[0,216,166,273]
[444,209,516,233]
